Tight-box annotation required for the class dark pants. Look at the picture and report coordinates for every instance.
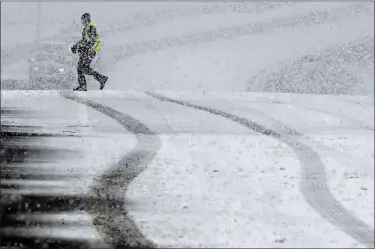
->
[77,53,106,87]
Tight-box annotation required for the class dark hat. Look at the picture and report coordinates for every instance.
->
[81,12,91,21]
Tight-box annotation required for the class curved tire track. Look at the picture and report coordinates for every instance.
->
[208,96,375,182]
[145,91,375,248]
[62,92,161,248]
[338,99,374,107]
[263,97,374,131]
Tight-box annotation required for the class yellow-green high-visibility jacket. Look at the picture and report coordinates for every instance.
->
[84,21,101,53]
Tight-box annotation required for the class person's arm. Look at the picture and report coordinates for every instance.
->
[76,29,88,48]
[72,25,97,54]
[78,26,96,49]
[71,29,85,53]
[86,25,97,49]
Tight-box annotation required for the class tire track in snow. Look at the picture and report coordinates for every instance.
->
[263,98,374,131]
[202,95,374,182]
[145,91,375,248]
[337,98,374,108]
[62,92,161,248]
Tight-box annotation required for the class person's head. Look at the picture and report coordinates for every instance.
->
[81,13,91,25]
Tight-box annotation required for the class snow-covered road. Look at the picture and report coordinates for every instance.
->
[1,2,374,248]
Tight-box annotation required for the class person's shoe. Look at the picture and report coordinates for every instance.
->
[99,76,108,90]
[73,85,87,91]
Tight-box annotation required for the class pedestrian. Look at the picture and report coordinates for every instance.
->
[71,13,108,91]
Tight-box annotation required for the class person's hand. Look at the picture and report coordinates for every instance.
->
[89,50,96,58]
[71,44,77,54]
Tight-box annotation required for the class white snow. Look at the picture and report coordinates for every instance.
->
[2,2,226,79]
[1,2,263,50]
[0,2,179,48]
[1,1,374,248]
[126,133,366,248]
[124,91,373,247]
[104,2,352,46]
[312,135,374,229]
[107,4,373,91]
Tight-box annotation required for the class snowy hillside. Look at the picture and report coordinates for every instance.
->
[1,2,374,249]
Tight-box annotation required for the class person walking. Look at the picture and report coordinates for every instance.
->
[71,13,108,91]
